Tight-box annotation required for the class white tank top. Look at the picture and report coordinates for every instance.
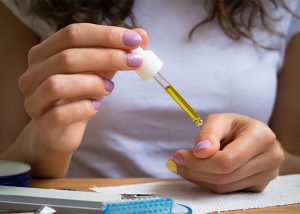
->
[2,0,300,178]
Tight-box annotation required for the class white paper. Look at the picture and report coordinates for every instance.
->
[90,174,300,213]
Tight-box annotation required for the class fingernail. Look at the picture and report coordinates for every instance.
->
[194,140,211,152]
[166,160,177,174]
[92,99,101,110]
[123,31,142,46]
[172,154,184,166]
[127,53,143,67]
[104,79,114,92]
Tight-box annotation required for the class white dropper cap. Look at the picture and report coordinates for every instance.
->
[132,47,163,80]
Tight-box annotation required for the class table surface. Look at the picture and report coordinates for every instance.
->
[32,178,300,213]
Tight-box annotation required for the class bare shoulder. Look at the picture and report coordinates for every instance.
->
[283,32,300,70]
[278,32,300,96]
[0,2,39,152]
[289,32,300,45]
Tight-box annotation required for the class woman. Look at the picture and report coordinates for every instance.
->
[0,0,299,193]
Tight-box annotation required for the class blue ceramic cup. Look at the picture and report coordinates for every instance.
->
[0,160,31,187]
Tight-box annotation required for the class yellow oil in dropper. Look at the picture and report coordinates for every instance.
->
[165,85,203,127]
[153,73,203,127]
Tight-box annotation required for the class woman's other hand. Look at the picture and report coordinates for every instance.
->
[167,113,284,193]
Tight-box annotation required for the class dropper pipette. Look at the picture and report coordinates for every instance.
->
[133,47,203,127]
[153,72,203,127]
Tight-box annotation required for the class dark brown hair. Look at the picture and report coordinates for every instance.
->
[30,0,136,29]
[190,0,298,48]
[29,0,297,48]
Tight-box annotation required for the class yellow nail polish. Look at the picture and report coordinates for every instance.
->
[166,160,177,174]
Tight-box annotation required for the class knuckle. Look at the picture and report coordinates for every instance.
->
[89,76,103,93]
[106,50,121,68]
[217,154,237,174]
[262,127,276,147]
[49,107,66,126]
[266,129,276,143]
[81,101,93,113]
[24,98,35,118]
[248,120,262,133]
[76,101,96,121]
[105,27,120,44]
[28,45,40,64]
[249,121,275,142]
[63,24,81,45]
[57,50,77,71]
[45,75,62,96]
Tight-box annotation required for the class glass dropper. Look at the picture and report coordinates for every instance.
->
[132,47,203,128]
[153,72,203,127]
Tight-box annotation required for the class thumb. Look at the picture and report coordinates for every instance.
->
[133,28,148,49]
[193,114,232,158]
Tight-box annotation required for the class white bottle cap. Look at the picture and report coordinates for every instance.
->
[132,47,163,80]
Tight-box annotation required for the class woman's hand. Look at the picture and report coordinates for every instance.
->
[167,113,284,193]
[18,23,148,157]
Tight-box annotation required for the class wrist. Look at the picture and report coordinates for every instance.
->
[30,123,74,178]
[1,121,72,178]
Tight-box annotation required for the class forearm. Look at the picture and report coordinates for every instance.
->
[0,121,72,178]
[279,149,300,175]
[269,33,300,176]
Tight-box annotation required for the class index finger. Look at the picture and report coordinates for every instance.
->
[29,23,142,63]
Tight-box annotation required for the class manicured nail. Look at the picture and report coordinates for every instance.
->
[92,99,101,110]
[123,32,142,46]
[194,140,211,152]
[172,154,184,166]
[127,53,143,67]
[166,160,177,174]
[104,79,114,92]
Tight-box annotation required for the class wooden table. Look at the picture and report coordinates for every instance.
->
[32,178,300,213]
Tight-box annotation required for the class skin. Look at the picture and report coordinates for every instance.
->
[0,2,299,192]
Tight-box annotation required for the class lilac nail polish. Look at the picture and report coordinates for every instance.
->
[104,79,114,92]
[194,140,211,152]
[127,53,143,67]
[92,99,101,110]
[172,154,184,166]
[123,32,142,47]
